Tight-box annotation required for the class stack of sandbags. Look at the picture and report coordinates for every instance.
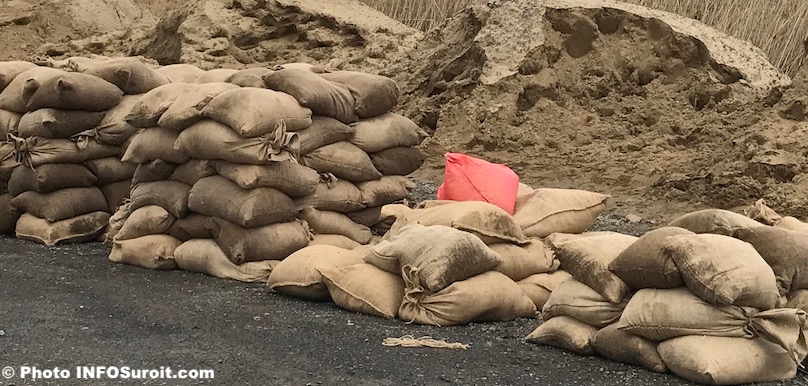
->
[0,62,34,234]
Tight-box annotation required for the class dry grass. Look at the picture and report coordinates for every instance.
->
[360,0,808,77]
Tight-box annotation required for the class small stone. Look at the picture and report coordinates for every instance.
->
[0,329,5,336]
[626,214,642,223]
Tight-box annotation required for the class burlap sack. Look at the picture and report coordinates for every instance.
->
[356,176,414,207]
[168,159,216,186]
[318,262,405,319]
[0,193,21,234]
[99,180,132,213]
[129,180,191,219]
[0,61,37,92]
[84,57,170,94]
[26,72,123,111]
[369,146,426,176]
[174,239,275,283]
[591,323,666,373]
[104,200,130,243]
[293,179,366,213]
[124,83,196,128]
[546,232,636,303]
[8,163,98,196]
[365,224,500,293]
[189,176,295,228]
[0,66,63,113]
[524,316,598,355]
[114,205,175,241]
[0,142,18,181]
[8,135,119,168]
[620,288,808,362]
[542,279,628,327]
[84,157,136,185]
[12,186,107,222]
[267,245,364,300]
[787,290,808,313]
[309,234,361,249]
[157,82,239,131]
[297,116,356,154]
[319,71,399,118]
[349,113,428,153]
[517,270,573,310]
[15,211,110,246]
[263,69,358,124]
[388,200,530,245]
[301,141,382,182]
[121,127,190,164]
[194,69,239,84]
[667,208,765,235]
[0,109,21,137]
[658,336,799,385]
[732,226,808,294]
[174,119,298,163]
[225,67,274,88]
[17,109,106,139]
[344,206,382,227]
[400,270,537,326]
[200,88,312,137]
[210,217,312,263]
[155,64,205,84]
[213,161,318,197]
[608,227,692,289]
[132,159,176,185]
[73,95,141,146]
[272,63,326,73]
[166,214,212,241]
[491,240,559,281]
[663,234,779,309]
[109,234,181,270]
[512,188,609,238]
[299,206,372,244]
[748,200,808,233]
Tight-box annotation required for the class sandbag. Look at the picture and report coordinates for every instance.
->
[0,61,38,92]
[524,316,598,355]
[517,270,573,310]
[344,206,382,228]
[542,279,628,327]
[8,135,119,168]
[546,232,638,303]
[364,224,500,293]
[369,146,426,176]
[301,141,382,182]
[513,188,609,238]
[17,109,106,139]
[308,234,361,249]
[591,323,666,373]
[168,159,216,186]
[491,240,559,282]
[121,127,189,164]
[389,200,529,245]
[84,157,136,185]
[129,180,191,219]
[349,113,428,153]
[299,206,372,244]
[114,205,175,241]
[157,82,239,131]
[0,193,21,233]
[214,161,319,197]
[155,64,205,84]
[174,239,274,283]
[200,88,312,137]
[26,72,123,111]
[84,58,169,94]
[132,159,176,185]
[194,69,239,84]
[109,234,181,270]
[167,214,212,241]
[8,163,98,196]
[174,119,298,163]
[0,66,63,113]
[437,153,519,214]
[297,116,355,154]
[356,176,413,207]
[608,227,692,289]
[293,179,366,213]
[124,83,196,128]
[663,233,779,309]
[732,226,808,294]
[12,186,107,222]
[210,217,312,263]
[0,142,18,181]
[667,209,765,235]
[189,176,296,228]
[400,270,537,326]
[318,262,405,319]
[0,109,21,137]
[100,180,132,213]
[272,63,326,73]
[73,95,141,146]
[263,69,358,124]
[104,201,130,243]
[15,211,110,246]
[225,67,273,88]
[658,336,799,385]
[319,71,399,118]
[267,245,363,300]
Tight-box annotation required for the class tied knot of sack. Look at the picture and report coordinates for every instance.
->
[745,308,808,364]
[7,133,33,169]
[224,120,300,163]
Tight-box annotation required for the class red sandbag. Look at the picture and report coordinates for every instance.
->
[436,153,519,215]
